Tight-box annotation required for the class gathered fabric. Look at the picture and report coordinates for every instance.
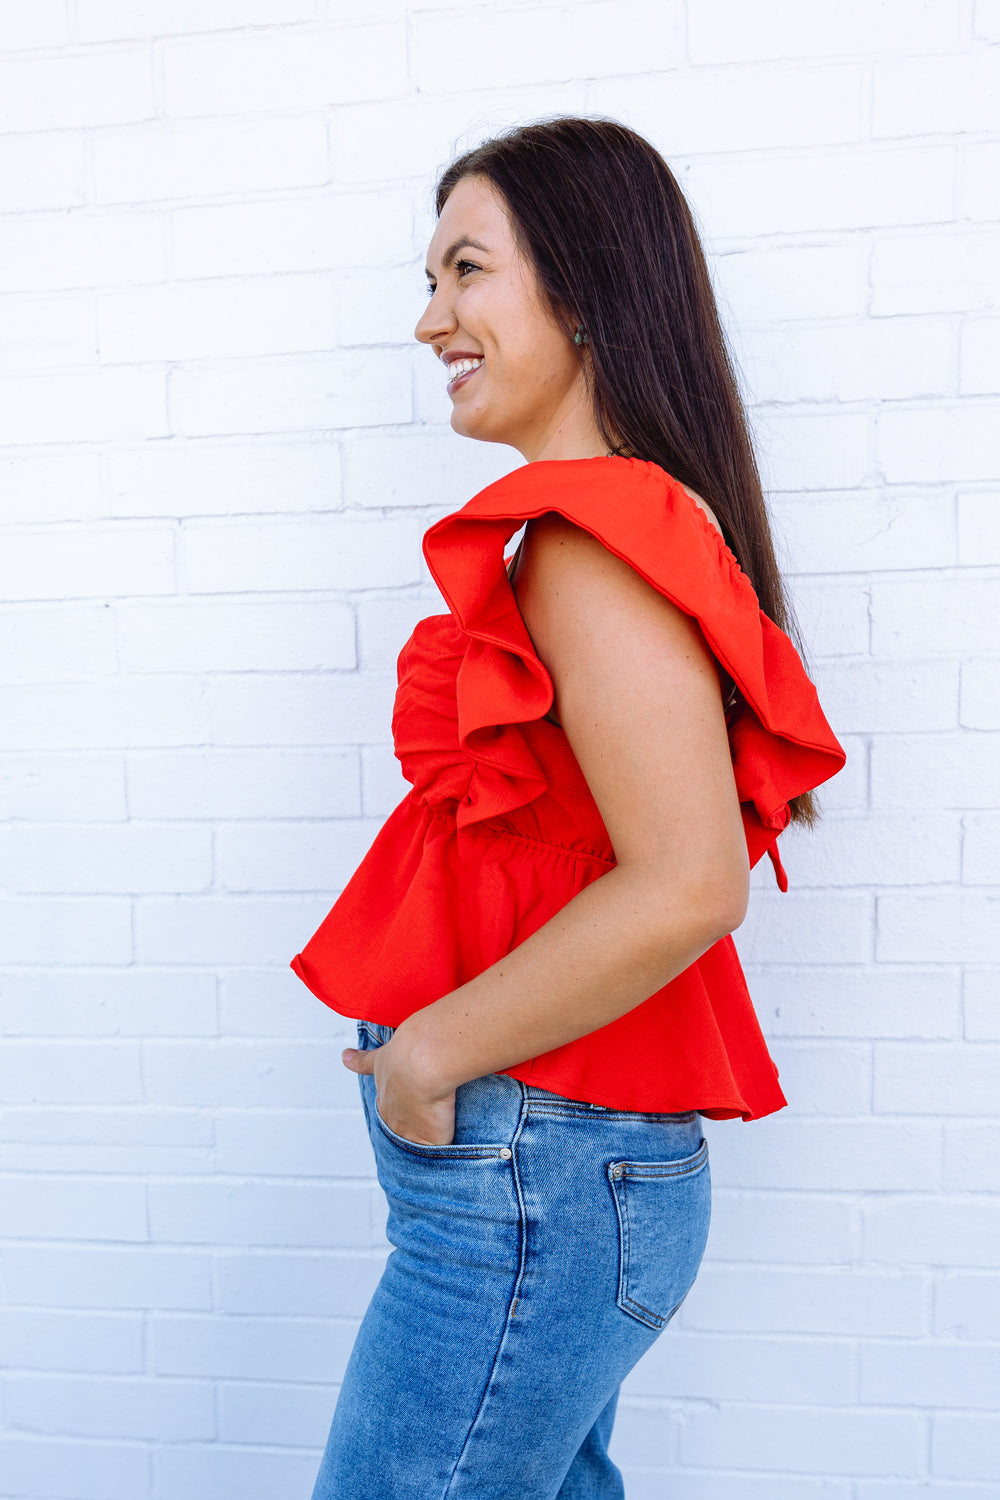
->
[290,457,847,1121]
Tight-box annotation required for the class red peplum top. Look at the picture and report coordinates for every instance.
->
[289,457,847,1121]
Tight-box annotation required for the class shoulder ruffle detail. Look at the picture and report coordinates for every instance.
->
[422,456,847,881]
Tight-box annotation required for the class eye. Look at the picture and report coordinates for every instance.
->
[424,258,480,297]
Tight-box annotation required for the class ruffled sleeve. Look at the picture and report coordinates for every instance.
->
[422,456,847,888]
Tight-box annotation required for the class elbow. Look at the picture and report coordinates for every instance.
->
[639,857,750,948]
[693,857,751,940]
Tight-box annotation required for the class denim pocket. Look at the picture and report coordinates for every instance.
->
[607,1137,711,1330]
[354,1026,514,1161]
[369,1083,512,1161]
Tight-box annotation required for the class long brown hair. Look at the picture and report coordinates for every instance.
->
[435,115,822,829]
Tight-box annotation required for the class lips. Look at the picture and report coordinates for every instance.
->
[447,362,482,392]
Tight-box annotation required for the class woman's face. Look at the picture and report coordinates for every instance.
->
[415,174,606,463]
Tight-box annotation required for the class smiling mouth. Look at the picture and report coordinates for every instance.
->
[447,361,483,392]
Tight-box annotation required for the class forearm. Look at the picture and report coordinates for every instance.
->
[396,863,739,1093]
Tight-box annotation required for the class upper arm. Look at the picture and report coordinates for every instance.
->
[510,510,749,930]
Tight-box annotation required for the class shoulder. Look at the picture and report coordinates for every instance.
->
[677,484,724,540]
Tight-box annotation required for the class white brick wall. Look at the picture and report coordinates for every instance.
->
[0,2,997,1496]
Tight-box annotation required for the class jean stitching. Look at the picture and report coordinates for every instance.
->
[441,1086,533,1496]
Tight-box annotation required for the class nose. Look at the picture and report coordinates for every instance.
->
[414,285,456,348]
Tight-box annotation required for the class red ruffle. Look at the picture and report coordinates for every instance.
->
[422,456,846,887]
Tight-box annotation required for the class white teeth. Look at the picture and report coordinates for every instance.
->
[447,357,484,382]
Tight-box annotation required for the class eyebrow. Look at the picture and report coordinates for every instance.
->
[424,237,491,281]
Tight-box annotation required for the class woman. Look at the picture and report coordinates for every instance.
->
[293,116,847,1499]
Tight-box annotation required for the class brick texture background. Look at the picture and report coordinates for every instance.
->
[1,2,998,1496]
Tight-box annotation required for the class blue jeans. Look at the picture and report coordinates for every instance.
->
[310,1019,712,1500]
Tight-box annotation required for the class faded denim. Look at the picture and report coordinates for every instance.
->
[310,1019,712,1499]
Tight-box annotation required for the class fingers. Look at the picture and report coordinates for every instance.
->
[341,1047,376,1074]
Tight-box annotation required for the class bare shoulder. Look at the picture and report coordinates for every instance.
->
[506,509,748,915]
[679,483,724,539]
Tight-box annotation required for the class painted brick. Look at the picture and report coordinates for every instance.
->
[93,116,328,203]
[99,275,336,363]
[0,898,133,965]
[964,969,1000,1041]
[0,293,94,372]
[863,1198,1000,1267]
[961,658,1000,730]
[0,1435,148,1500]
[958,491,1000,566]
[0,607,117,682]
[0,1168,146,1240]
[107,439,342,519]
[777,813,960,887]
[679,1403,925,1476]
[76,0,317,40]
[0,209,167,293]
[217,1378,335,1447]
[117,599,355,674]
[0,133,85,212]
[0,1,68,51]
[140,1039,361,1109]
[412,2,684,93]
[961,317,1000,396]
[873,1043,1000,1115]
[6,1373,215,1440]
[0,524,173,602]
[0,449,104,524]
[135,893,332,966]
[960,140,1000,220]
[731,890,874,965]
[1,7,997,1492]
[943,1124,1000,1192]
[876,892,1000,964]
[934,1272,1000,1340]
[0,969,216,1037]
[164,23,408,117]
[703,1187,859,1265]
[707,1116,943,1192]
[0,679,208,751]
[871,734,1000,810]
[963,812,1000,883]
[126,747,361,820]
[151,1446,317,1500]
[212,1249,385,1316]
[149,1180,373,1249]
[0,824,212,894]
[171,189,412,279]
[877,401,1000,484]
[594,63,864,158]
[686,0,959,61]
[872,50,1000,136]
[747,966,961,1041]
[687,148,953,240]
[747,318,952,405]
[871,230,1000,315]
[179,514,421,593]
[932,1414,1000,1480]
[0,49,153,132]
[169,350,412,435]
[871,576,1000,657]
[2,1245,212,1311]
[215,819,386,892]
[150,1312,361,1381]
[219,967,350,1040]
[0,368,168,445]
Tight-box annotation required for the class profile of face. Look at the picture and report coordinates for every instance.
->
[415,174,606,464]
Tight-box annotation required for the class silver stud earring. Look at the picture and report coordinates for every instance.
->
[574,324,589,345]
